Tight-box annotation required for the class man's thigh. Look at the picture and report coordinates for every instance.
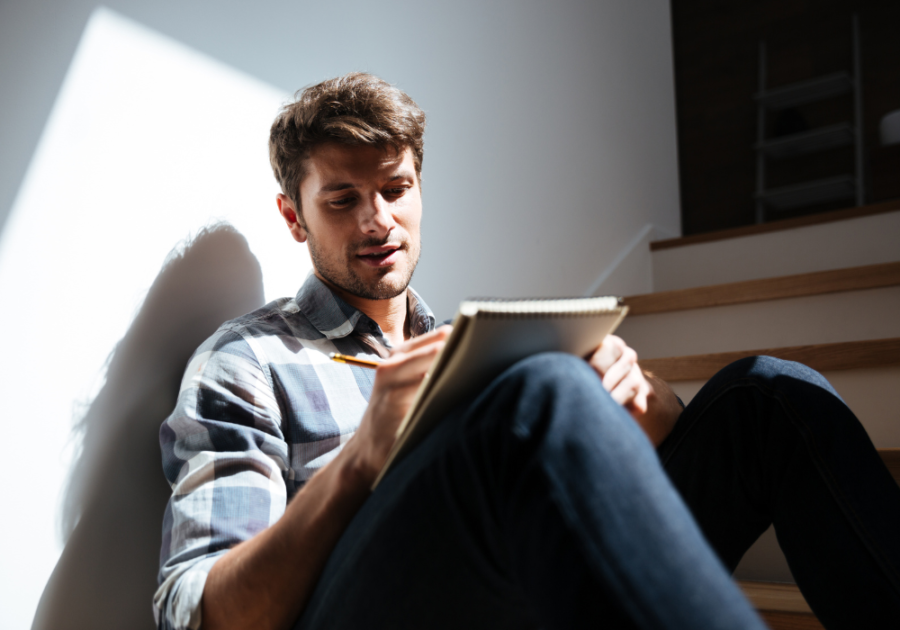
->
[293,407,539,630]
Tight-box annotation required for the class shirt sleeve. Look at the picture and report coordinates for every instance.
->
[153,328,288,630]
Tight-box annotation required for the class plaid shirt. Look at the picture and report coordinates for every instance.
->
[153,273,435,630]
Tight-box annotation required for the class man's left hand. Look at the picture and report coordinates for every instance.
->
[588,335,683,447]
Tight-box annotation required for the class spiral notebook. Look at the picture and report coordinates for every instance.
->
[373,296,628,487]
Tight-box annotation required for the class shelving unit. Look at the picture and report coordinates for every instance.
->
[755,123,854,160]
[753,16,865,223]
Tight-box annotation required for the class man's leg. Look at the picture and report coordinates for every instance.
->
[658,355,900,629]
[295,353,766,630]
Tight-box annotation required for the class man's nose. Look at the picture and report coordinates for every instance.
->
[359,194,395,237]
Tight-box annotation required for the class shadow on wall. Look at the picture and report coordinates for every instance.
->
[32,223,265,630]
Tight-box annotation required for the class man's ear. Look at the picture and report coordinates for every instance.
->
[276,193,308,243]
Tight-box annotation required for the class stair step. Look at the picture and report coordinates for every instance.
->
[640,338,900,382]
[739,581,811,614]
[623,262,900,316]
[649,202,900,292]
[618,285,900,360]
[637,203,899,629]
[758,611,824,630]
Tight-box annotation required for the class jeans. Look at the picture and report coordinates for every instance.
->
[294,353,900,629]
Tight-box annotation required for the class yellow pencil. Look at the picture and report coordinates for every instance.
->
[329,352,382,369]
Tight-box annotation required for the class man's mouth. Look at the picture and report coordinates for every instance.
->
[356,244,402,267]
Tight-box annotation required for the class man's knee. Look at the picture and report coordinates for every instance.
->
[497,352,610,410]
[697,355,856,441]
[713,355,836,395]
[484,351,634,442]
[504,351,596,388]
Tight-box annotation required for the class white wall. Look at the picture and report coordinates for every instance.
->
[0,0,680,316]
[0,1,680,627]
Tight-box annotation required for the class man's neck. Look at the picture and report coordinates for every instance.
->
[316,273,409,349]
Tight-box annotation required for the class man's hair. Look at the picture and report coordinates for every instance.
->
[269,72,426,205]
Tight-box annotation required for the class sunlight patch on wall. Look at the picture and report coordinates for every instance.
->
[0,7,301,626]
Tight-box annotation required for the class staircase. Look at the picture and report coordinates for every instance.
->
[618,200,900,629]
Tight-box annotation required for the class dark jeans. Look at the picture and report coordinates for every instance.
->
[294,354,900,629]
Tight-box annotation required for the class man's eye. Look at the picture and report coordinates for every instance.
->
[385,187,407,197]
[330,197,354,207]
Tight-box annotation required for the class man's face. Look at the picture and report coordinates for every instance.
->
[279,143,422,302]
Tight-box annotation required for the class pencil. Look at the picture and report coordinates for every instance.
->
[329,352,382,369]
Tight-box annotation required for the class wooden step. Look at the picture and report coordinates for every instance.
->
[623,262,900,316]
[640,338,900,382]
[651,199,900,251]
[739,581,825,629]
[740,581,811,614]
[649,203,900,292]
[758,611,824,630]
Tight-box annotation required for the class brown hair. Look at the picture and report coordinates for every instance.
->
[269,72,426,205]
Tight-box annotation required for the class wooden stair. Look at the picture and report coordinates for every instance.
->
[639,337,900,382]
[740,582,823,630]
[624,261,900,316]
[620,208,900,629]
[648,201,900,293]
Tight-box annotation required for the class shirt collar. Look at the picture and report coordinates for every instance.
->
[295,273,435,342]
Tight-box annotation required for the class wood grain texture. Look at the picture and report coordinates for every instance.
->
[739,581,812,614]
[758,611,825,630]
[650,200,900,251]
[623,262,900,315]
[641,338,900,382]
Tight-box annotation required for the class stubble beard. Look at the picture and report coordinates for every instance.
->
[307,233,421,301]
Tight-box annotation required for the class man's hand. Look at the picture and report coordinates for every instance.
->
[349,325,452,481]
[588,335,682,447]
[202,325,451,630]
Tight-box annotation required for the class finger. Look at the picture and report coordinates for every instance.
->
[589,334,626,376]
[609,363,644,407]
[625,374,650,415]
[600,346,637,393]
[394,325,452,354]
[377,340,445,386]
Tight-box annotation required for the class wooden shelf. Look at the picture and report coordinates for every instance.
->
[640,338,900,382]
[624,262,900,316]
[756,175,856,211]
[756,123,854,159]
[754,72,853,110]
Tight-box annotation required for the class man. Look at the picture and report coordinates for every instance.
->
[155,73,900,630]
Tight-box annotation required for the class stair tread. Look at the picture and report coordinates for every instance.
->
[650,199,900,252]
[739,581,811,614]
[623,262,900,316]
[641,338,900,381]
[758,610,825,630]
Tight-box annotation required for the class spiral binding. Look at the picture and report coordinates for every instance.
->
[459,296,624,318]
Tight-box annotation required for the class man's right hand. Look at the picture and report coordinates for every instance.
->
[349,325,452,482]
[202,325,452,630]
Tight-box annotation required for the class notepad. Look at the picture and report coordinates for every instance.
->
[373,296,628,487]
